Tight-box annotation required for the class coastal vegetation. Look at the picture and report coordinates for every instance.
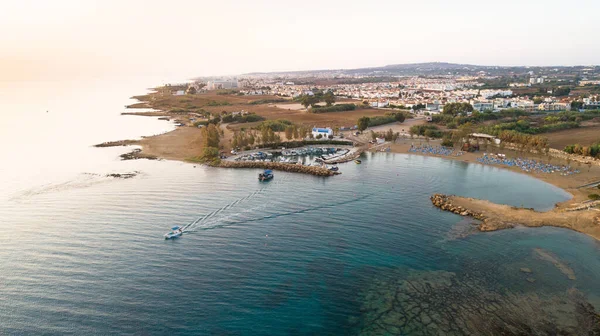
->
[206,100,231,107]
[257,119,294,132]
[370,129,400,142]
[429,106,600,151]
[442,102,474,116]
[296,90,336,108]
[357,112,407,131]
[248,98,287,105]
[254,139,353,150]
[193,124,222,164]
[221,113,265,123]
[564,142,600,158]
[409,125,445,138]
[216,89,240,95]
[310,103,356,113]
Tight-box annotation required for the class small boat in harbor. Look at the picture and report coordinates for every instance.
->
[258,169,274,181]
[328,165,339,172]
[355,159,362,164]
[164,226,183,239]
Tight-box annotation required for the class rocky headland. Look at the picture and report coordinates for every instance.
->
[430,193,600,241]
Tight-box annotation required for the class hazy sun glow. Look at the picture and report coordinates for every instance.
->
[1,0,599,81]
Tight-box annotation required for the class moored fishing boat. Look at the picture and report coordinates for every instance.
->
[258,169,274,181]
[355,159,362,164]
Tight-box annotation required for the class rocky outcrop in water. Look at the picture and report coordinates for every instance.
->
[120,148,158,161]
[355,267,600,335]
[217,161,337,176]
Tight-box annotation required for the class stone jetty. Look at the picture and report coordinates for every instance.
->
[217,161,338,176]
[430,194,486,220]
[93,140,137,147]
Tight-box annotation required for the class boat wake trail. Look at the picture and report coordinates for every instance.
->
[180,175,288,232]
[184,193,371,233]
[8,172,142,202]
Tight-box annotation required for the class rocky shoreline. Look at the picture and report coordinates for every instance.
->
[430,193,600,240]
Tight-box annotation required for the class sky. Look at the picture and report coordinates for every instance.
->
[1,0,599,81]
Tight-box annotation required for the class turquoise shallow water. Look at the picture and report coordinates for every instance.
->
[2,151,599,335]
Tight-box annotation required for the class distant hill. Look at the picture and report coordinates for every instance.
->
[240,62,598,79]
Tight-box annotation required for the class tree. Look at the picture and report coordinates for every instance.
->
[324,91,335,106]
[442,102,473,116]
[284,126,294,140]
[412,103,426,111]
[204,124,221,148]
[571,101,584,111]
[187,86,197,95]
[299,127,308,139]
[554,87,571,97]
[300,94,319,108]
[394,112,406,123]
[200,147,220,163]
[358,117,370,131]
[385,128,394,141]
[370,130,377,141]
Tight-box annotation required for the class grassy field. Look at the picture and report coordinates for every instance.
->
[546,125,600,149]
[128,90,396,128]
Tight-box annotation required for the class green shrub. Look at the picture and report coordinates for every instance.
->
[588,194,600,201]
[441,138,454,147]
[368,115,397,127]
[221,113,265,123]
[249,98,287,105]
[257,120,293,132]
[311,103,356,113]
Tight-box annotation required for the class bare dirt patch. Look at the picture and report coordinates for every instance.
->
[547,125,600,150]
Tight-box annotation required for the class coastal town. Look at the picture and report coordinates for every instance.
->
[207,65,600,114]
[6,0,600,333]
[103,62,600,245]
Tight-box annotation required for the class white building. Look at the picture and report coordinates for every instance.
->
[312,127,333,138]
[529,77,544,85]
[472,101,494,112]
[206,80,239,90]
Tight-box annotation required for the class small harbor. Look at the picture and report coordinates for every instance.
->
[222,145,363,175]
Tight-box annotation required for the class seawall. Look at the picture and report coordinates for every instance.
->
[217,161,337,176]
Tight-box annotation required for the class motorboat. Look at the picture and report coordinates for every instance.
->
[258,169,274,181]
[328,165,339,171]
[355,159,362,164]
[164,226,183,239]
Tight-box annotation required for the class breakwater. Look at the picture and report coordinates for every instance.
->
[217,161,337,176]
[94,140,137,147]
[430,194,486,220]
[323,147,365,164]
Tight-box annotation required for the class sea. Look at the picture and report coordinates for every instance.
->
[1,78,599,335]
